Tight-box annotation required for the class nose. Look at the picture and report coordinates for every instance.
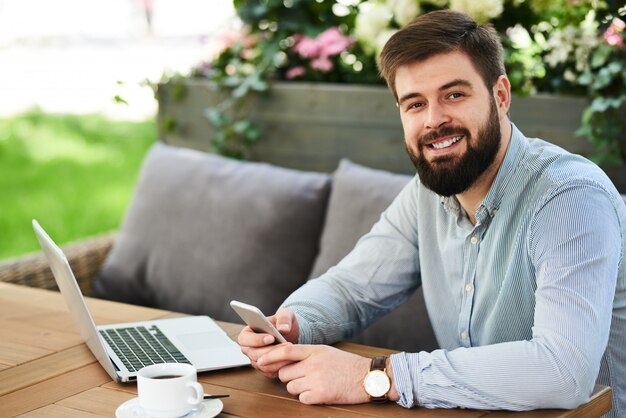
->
[424,103,450,130]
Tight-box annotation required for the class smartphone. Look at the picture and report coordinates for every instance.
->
[230,300,288,344]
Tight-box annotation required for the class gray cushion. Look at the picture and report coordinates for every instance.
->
[93,142,331,323]
[310,159,438,352]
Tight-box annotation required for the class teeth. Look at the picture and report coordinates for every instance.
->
[431,136,461,150]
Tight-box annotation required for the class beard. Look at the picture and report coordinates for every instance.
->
[406,97,502,197]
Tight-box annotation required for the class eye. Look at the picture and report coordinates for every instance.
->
[447,92,464,100]
[406,101,425,111]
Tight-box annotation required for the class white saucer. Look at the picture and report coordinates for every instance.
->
[115,397,223,418]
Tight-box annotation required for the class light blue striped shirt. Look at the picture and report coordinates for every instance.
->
[282,124,626,416]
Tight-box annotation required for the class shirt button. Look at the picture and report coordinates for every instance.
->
[470,236,478,244]
[461,331,469,340]
[465,284,473,292]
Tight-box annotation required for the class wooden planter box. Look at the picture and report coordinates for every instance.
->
[157,80,626,191]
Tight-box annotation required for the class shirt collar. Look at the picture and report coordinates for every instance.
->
[439,123,526,222]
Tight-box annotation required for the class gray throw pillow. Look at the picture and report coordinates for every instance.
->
[309,159,438,352]
[93,142,331,323]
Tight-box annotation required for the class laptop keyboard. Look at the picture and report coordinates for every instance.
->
[99,325,191,372]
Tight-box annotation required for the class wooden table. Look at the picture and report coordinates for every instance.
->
[0,282,612,417]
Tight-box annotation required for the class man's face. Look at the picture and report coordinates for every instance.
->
[395,51,505,196]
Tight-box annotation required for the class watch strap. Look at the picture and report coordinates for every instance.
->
[369,356,389,403]
[370,355,387,372]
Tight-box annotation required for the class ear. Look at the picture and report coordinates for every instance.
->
[493,75,511,115]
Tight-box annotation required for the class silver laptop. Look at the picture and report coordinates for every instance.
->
[32,219,250,383]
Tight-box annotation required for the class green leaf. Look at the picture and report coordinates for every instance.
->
[171,83,187,101]
[590,45,612,69]
[590,98,610,112]
[244,126,261,143]
[249,74,268,92]
[592,68,614,90]
[161,115,177,133]
[232,82,250,99]
[608,61,623,75]
[113,95,128,105]
[204,108,227,127]
[233,119,252,134]
[577,72,592,86]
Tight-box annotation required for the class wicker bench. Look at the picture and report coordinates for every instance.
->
[0,232,117,296]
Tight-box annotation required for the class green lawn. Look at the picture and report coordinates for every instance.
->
[0,110,156,260]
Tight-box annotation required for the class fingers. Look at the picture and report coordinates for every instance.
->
[281,366,314,403]
[256,360,294,379]
[240,343,275,363]
[236,308,302,380]
[269,308,300,343]
[273,308,293,333]
[258,343,312,367]
[245,343,308,379]
[240,342,296,379]
[283,374,318,405]
[238,325,276,348]
[285,376,308,396]
[273,346,372,405]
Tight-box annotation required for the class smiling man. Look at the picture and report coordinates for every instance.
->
[237,10,626,417]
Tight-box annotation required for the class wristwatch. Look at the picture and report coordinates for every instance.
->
[363,356,391,402]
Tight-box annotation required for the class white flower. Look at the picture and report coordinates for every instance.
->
[389,0,421,26]
[374,29,398,57]
[544,11,599,73]
[544,28,574,67]
[449,0,503,24]
[507,24,532,49]
[563,69,577,83]
[355,2,394,54]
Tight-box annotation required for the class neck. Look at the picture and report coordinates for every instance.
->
[456,120,512,225]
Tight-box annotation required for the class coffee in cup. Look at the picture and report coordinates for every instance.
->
[137,363,204,417]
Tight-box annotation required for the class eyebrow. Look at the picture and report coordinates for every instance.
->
[397,79,474,106]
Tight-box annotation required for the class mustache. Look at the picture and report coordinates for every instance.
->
[419,126,471,147]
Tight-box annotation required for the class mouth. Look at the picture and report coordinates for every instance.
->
[426,135,463,150]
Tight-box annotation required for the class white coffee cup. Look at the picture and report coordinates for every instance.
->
[137,363,204,418]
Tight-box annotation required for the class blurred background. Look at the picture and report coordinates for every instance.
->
[0,0,236,259]
[1,0,624,262]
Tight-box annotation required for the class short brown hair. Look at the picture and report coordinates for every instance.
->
[378,10,505,99]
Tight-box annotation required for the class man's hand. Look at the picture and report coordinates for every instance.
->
[257,344,372,405]
[237,308,300,378]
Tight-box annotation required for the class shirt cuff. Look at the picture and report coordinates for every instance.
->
[390,352,419,408]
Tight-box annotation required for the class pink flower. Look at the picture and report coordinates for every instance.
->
[286,66,306,79]
[316,27,354,56]
[604,29,622,46]
[290,27,352,74]
[604,18,625,47]
[292,27,353,60]
[293,37,321,59]
[311,56,334,72]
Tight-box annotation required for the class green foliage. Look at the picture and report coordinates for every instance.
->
[576,42,626,164]
[161,115,177,134]
[501,32,546,96]
[185,0,626,164]
[233,0,358,37]
[189,29,276,159]
[181,0,366,159]
[0,109,156,259]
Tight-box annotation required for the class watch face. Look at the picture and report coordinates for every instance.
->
[364,370,391,397]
